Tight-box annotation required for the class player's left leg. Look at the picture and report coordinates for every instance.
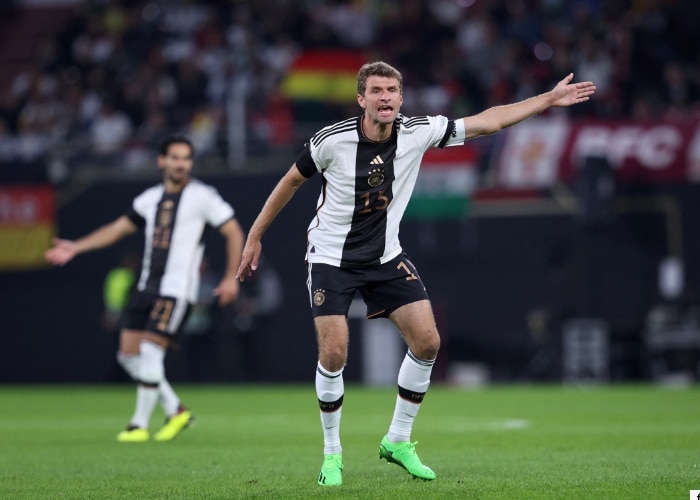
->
[117,333,169,442]
[117,295,185,427]
[379,299,439,480]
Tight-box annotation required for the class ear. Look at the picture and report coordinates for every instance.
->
[357,94,365,109]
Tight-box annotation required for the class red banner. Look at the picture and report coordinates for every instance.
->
[0,185,55,270]
[495,119,700,188]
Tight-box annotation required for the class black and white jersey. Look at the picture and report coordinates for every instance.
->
[126,179,234,302]
[296,114,466,268]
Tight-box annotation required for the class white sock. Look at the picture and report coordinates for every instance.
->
[159,379,180,416]
[316,362,344,455]
[129,341,165,429]
[117,352,179,416]
[131,385,159,429]
[117,353,140,380]
[387,350,434,443]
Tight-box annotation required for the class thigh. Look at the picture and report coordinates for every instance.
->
[314,315,350,371]
[119,329,144,354]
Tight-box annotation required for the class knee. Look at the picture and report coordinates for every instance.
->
[412,331,441,360]
[319,346,346,373]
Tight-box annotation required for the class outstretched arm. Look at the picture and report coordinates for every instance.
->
[236,164,308,282]
[213,218,245,306]
[45,215,138,266]
[463,73,596,140]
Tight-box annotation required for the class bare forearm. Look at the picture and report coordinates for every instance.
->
[222,219,245,278]
[463,74,596,139]
[465,92,552,138]
[248,168,305,242]
[74,218,135,254]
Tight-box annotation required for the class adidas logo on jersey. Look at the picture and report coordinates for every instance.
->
[370,155,384,165]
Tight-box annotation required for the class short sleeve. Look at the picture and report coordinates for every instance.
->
[295,144,317,178]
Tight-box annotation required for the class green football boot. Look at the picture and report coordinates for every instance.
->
[154,407,194,442]
[116,425,149,443]
[379,435,436,480]
[317,453,343,486]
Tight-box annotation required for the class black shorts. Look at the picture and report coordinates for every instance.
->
[307,253,429,319]
[121,290,191,337]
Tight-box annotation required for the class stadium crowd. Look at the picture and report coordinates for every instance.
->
[0,0,698,173]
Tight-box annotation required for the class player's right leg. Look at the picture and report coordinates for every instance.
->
[314,315,348,486]
[308,262,357,486]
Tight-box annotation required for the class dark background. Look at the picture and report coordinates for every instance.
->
[3,173,697,384]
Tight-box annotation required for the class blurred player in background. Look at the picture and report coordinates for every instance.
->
[46,135,244,442]
[237,61,595,485]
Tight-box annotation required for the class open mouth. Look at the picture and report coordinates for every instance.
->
[378,105,393,116]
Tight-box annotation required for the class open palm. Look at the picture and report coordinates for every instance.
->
[551,73,597,107]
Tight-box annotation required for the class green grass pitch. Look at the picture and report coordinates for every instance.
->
[1,384,698,499]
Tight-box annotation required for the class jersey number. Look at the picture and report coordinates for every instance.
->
[153,227,171,249]
[358,190,389,214]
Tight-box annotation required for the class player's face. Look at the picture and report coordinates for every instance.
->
[358,75,403,124]
[158,143,193,184]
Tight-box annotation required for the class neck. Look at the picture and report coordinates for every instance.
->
[362,115,392,142]
[164,177,188,193]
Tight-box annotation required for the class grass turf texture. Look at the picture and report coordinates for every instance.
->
[1,384,698,499]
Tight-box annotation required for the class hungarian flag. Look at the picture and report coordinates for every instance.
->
[0,185,55,270]
[405,145,479,220]
[281,50,365,103]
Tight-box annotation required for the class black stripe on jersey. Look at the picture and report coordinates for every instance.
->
[340,124,397,268]
[438,120,456,148]
[402,116,430,129]
[311,117,358,147]
[144,191,182,294]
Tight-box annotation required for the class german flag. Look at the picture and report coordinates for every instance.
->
[0,185,55,270]
[281,50,365,103]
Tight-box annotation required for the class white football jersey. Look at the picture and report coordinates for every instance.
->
[128,179,234,302]
[297,114,465,268]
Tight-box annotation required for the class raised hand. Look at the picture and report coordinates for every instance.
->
[550,73,596,107]
[45,238,78,266]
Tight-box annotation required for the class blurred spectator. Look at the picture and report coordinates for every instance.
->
[0,0,699,174]
[90,100,133,163]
